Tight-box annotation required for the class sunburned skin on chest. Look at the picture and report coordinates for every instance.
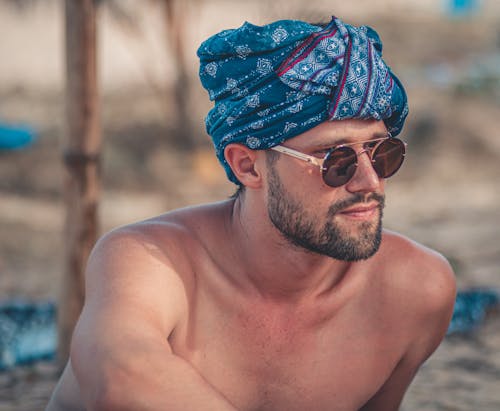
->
[237,301,320,342]
[169,288,404,411]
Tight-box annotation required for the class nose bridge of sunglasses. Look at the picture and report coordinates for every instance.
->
[349,146,375,168]
[355,146,372,158]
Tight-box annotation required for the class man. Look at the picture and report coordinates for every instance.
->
[47,16,456,411]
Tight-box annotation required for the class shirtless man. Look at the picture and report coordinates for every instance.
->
[47,16,456,411]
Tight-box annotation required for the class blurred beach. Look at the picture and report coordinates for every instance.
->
[0,0,499,409]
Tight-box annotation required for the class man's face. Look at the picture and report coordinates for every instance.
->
[265,119,387,261]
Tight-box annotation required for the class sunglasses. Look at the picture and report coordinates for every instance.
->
[270,135,406,187]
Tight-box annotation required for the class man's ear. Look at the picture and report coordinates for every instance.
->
[224,143,263,189]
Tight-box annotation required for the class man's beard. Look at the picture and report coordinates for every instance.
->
[267,166,384,262]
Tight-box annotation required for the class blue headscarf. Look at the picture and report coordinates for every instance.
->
[198,16,408,185]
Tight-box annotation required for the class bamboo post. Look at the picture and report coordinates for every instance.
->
[59,0,100,363]
[164,0,196,148]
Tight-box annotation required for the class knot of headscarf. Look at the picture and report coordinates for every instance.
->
[198,17,408,185]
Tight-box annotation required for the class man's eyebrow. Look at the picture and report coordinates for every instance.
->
[315,139,350,148]
[314,132,389,149]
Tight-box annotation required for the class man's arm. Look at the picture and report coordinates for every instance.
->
[62,227,239,411]
[360,245,457,411]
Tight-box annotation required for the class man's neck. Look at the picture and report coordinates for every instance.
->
[224,196,360,305]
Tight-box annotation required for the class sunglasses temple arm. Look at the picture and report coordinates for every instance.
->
[271,146,323,168]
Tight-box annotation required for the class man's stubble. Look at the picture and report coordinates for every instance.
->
[266,159,384,262]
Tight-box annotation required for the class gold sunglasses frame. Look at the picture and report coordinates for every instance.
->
[270,135,406,173]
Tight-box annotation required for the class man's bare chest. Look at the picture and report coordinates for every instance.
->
[170,296,404,411]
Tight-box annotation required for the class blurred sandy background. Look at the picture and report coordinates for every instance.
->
[0,0,499,409]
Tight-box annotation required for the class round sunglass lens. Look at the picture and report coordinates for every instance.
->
[372,138,405,178]
[322,147,357,187]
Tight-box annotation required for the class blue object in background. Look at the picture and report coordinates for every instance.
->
[447,289,499,335]
[445,0,480,17]
[0,300,57,371]
[0,123,37,150]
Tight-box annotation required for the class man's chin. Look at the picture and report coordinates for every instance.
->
[326,217,382,261]
[334,210,381,233]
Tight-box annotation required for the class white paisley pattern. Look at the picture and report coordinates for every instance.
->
[272,27,289,44]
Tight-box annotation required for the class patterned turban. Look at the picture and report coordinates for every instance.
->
[198,16,408,185]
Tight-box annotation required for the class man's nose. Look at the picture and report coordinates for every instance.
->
[344,150,381,193]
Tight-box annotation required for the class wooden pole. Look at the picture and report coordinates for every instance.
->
[164,0,196,148]
[60,0,100,363]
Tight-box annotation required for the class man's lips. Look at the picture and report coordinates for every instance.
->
[338,202,380,219]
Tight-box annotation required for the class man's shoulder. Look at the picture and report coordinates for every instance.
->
[378,230,456,316]
[379,229,457,291]
[84,201,230,291]
[95,200,232,259]
[376,230,456,351]
[80,202,233,334]
[380,229,455,278]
